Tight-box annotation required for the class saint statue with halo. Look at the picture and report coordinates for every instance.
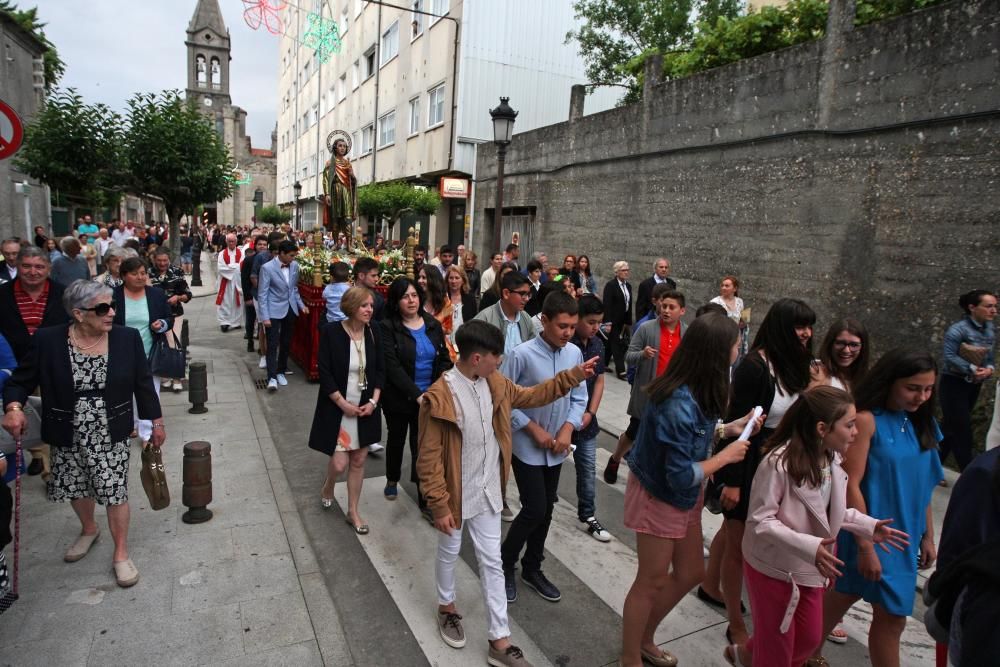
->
[322,130,358,237]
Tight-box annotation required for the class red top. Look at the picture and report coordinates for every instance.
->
[14,278,49,335]
[656,320,682,376]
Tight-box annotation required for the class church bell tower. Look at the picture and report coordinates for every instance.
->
[185,0,233,111]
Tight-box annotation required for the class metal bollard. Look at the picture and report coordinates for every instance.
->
[181,319,190,359]
[181,441,213,524]
[191,249,203,287]
[187,361,209,414]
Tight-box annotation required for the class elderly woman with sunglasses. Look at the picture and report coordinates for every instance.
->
[1,279,163,588]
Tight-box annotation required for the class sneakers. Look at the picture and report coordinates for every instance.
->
[384,484,398,500]
[488,643,533,667]
[276,373,288,386]
[579,516,611,543]
[504,571,517,603]
[369,442,385,454]
[603,455,620,484]
[172,380,184,393]
[520,570,561,602]
[437,611,465,648]
[258,356,267,369]
[266,378,278,392]
[500,502,515,523]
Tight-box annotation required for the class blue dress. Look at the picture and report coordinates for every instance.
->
[834,408,943,615]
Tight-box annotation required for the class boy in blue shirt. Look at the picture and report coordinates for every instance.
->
[321,261,351,325]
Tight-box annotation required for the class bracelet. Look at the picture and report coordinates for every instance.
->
[5,404,22,412]
[368,398,377,407]
[151,423,165,430]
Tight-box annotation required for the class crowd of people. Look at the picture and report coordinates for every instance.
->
[0,216,996,666]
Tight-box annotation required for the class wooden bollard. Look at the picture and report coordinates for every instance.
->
[181,441,213,524]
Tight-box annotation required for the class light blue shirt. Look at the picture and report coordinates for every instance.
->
[502,335,587,467]
[502,312,523,357]
[322,282,349,323]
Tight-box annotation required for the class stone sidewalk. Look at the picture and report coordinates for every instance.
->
[0,283,352,666]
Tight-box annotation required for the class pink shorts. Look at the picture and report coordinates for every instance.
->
[623,474,703,539]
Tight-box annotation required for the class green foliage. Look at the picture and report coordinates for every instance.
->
[14,88,122,208]
[0,1,65,90]
[357,181,440,230]
[122,90,233,253]
[855,0,948,26]
[257,205,291,225]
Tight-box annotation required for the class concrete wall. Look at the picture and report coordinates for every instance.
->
[0,15,51,242]
[474,0,1000,352]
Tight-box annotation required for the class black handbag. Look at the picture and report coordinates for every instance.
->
[148,331,186,379]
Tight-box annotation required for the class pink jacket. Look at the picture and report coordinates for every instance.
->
[744,445,879,588]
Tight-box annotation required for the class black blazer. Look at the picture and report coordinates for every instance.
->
[308,321,386,455]
[112,285,174,333]
[453,292,476,323]
[0,279,70,362]
[379,314,452,415]
[525,283,543,317]
[3,324,161,448]
[636,276,677,321]
[602,279,633,326]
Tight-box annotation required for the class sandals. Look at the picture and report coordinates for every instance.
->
[113,558,140,587]
[64,530,100,562]
[320,497,333,509]
[639,647,677,667]
[345,518,369,535]
[805,658,831,667]
[827,623,848,644]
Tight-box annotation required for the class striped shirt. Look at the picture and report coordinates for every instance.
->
[14,279,49,335]
[443,368,503,519]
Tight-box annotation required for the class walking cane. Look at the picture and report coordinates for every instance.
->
[0,437,23,614]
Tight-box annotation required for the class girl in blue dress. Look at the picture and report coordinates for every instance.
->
[813,348,943,667]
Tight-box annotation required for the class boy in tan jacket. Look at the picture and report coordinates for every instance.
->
[417,319,598,667]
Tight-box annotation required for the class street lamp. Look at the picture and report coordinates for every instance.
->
[293,180,302,230]
[489,97,517,254]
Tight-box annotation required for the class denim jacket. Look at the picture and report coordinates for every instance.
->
[942,316,996,380]
[625,384,716,509]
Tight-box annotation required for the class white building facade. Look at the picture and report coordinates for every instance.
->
[276,0,616,250]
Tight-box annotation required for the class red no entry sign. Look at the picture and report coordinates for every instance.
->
[0,99,25,160]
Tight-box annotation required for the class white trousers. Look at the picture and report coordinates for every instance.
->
[134,376,161,443]
[435,509,510,641]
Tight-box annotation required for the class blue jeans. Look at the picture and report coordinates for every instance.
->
[573,436,597,520]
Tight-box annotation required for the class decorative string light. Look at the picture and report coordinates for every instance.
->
[239,0,342,62]
[242,0,287,35]
[302,12,341,63]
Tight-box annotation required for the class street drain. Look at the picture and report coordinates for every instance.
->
[254,378,269,390]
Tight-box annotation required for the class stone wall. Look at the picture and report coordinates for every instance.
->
[474,0,1000,352]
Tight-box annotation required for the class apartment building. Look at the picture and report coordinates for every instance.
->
[276,0,616,250]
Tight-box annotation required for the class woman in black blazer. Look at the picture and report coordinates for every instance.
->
[379,277,452,520]
[113,257,173,446]
[2,279,162,588]
[308,286,385,534]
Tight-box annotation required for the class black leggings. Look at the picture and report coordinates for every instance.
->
[384,410,424,508]
[939,374,982,471]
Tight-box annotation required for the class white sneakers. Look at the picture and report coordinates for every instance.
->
[267,378,277,392]
[368,443,385,454]
[258,357,267,369]
[276,374,288,386]
[579,517,611,543]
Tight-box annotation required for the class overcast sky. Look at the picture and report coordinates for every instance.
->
[39,0,278,147]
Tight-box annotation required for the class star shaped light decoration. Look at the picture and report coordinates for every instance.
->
[242,0,287,35]
[302,12,341,63]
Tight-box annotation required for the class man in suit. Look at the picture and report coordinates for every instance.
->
[601,260,633,379]
[0,239,20,284]
[0,245,70,475]
[635,257,676,322]
[257,240,309,392]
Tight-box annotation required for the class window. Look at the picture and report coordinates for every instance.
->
[310,103,319,126]
[363,47,376,79]
[338,74,347,101]
[378,110,395,147]
[355,0,363,17]
[352,131,361,157]
[428,83,445,127]
[408,97,420,135]
[320,92,328,115]
[430,0,447,24]
[340,6,349,34]
[352,60,360,89]
[380,21,399,66]
[303,60,310,82]
[361,124,374,154]
[411,0,424,39]
[301,112,310,135]
[329,84,337,109]
[210,57,221,89]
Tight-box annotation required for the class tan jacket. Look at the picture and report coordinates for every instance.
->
[416,366,586,527]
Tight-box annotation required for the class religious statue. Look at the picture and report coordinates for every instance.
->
[322,130,358,239]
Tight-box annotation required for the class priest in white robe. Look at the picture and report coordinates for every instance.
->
[216,233,244,332]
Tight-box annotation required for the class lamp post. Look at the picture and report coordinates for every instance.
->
[253,187,264,225]
[489,97,517,254]
[293,180,302,230]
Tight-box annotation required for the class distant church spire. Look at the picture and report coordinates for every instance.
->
[185,0,232,109]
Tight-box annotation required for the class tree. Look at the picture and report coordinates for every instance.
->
[257,205,291,225]
[357,181,440,234]
[0,2,65,90]
[122,91,233,255]
[566,0,742,104]
[14,88,123,211]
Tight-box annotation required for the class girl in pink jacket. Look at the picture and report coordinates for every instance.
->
[725,386,909,667]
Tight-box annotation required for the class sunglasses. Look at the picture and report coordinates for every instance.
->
[80,302,114,316]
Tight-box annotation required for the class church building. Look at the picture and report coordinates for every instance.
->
[185,0,277,228]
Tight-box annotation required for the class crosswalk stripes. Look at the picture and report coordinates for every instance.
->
[333,460,936,666]
[333,478,554,667]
